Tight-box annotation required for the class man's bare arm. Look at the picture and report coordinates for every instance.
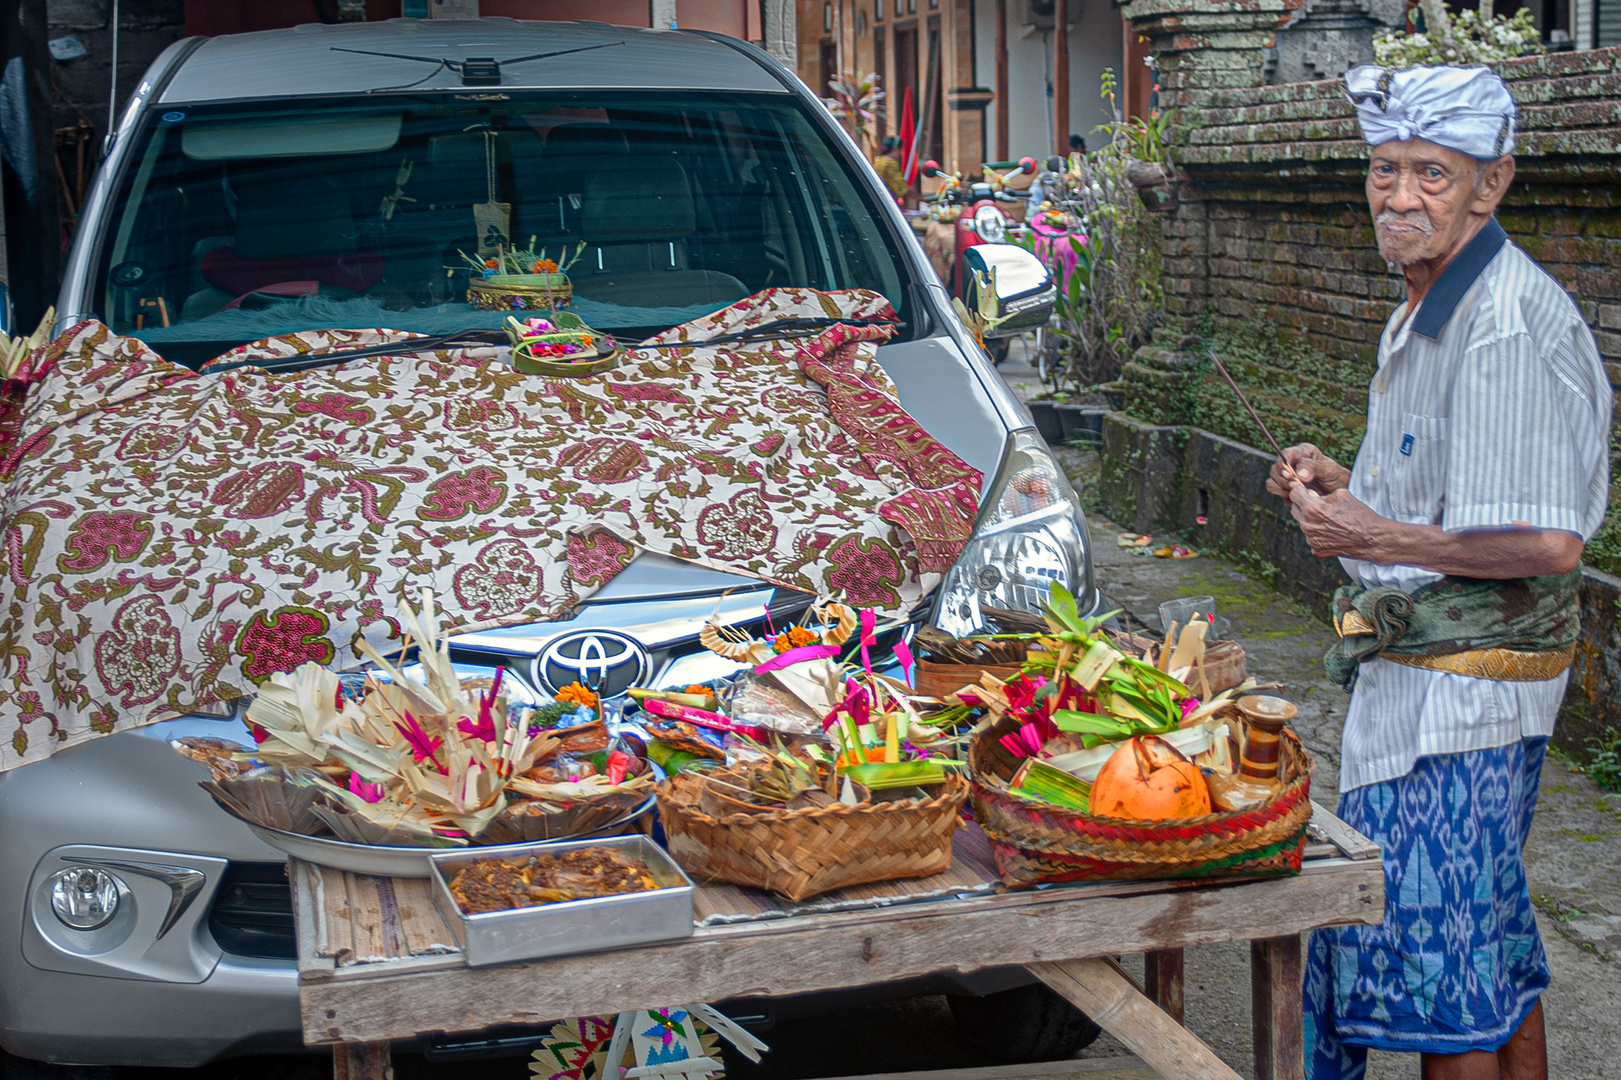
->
[1288,487,1584,578]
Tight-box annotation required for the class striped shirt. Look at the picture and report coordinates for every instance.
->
[1337,220,1612,793]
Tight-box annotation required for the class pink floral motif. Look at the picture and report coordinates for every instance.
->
[567,530,634,589]
[696,489,778,561]
[235,607,335,683]
[453,538,543,621]
[57,511,153,572]
[418,467,506,521]
[292,393,375,425]
[825,534,903,609]
[557,438,650,484]
[94,595,182,706]
[212,462,306,520]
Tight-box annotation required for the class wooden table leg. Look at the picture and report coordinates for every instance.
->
[1144,947,1185,1023]
[333,1041,392,1080]
[1251,934,1304,1080]
[1031,958,1242,1080]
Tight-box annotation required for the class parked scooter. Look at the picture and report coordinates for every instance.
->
[920,157,1037,364]
[1025,155,1088,383]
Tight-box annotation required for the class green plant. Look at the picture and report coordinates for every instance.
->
[1374,2,1543,65]
[1097,66,1172,167]
[1586,729,1621,793]
[823,70,886,158]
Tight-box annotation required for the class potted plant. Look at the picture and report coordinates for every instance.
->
[1101,68,1178,214]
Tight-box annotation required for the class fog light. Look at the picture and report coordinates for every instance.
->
[48,866,122,930]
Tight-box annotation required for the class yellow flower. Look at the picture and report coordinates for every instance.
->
[554,682,599,712]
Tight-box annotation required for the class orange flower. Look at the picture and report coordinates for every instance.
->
[554,681,599,712]
[786,625,820,648]
[484,258,499,269]
[533,258,559,273]
[684,684,716,698]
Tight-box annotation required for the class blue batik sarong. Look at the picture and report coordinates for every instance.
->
[1304,737,1549,1079]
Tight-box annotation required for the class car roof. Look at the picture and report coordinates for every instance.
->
[158,18,787,104]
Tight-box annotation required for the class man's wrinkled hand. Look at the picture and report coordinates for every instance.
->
[1289,487,1386,560]
[1266,443,1350,498]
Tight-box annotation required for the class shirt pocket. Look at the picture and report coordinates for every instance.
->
[1387,412,1448,520]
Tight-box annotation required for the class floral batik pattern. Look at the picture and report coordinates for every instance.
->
[1304,738,1550,1079]
[0,289,980,771]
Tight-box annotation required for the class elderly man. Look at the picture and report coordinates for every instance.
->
[1267,66,1612,1080]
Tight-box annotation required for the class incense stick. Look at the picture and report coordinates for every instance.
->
[1207,349,1306,488]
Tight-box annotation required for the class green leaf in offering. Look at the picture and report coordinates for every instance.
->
[1010,758,1092,812]
[841,761,946,790]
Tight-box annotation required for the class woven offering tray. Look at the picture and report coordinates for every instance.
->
[968,717,1312,887]
[467,273,573,311]
[656,768,970,902]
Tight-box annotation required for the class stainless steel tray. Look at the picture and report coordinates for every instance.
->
[428,835,694,967]
[238,795,656,878]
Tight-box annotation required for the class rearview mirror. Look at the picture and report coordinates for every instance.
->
[962,244,1055,338]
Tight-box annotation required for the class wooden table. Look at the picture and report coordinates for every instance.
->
[291,805,1382,1080]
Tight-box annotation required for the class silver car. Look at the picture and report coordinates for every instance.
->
[3,18,1096,1073]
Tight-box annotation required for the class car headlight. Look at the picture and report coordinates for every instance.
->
[933,429,1095,636]
[972,203,1007,243]
[48,866,124,931]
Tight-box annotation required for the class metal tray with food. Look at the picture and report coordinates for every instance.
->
[427,835,694,967]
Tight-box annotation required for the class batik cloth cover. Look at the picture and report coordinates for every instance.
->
[0,288,980,772]
[1304,738,1550,1078]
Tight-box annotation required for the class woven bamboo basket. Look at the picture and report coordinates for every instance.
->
[912,659,1025,700]
[968,717,1312,887]
[467,273,573,311]
[656,768,970,901]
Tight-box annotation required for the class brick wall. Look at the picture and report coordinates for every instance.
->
[1119,44,1621,577]
[46,0,186,135]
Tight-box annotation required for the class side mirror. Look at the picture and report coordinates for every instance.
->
[961,244,1056,339]
[1017,156,1037,175]
[1045,155,1064,172]
[921,160,941,178]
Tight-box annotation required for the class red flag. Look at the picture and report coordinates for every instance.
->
[899,86,918,184]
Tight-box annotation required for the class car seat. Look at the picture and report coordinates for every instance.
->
[572,162,747,309]
[184,172,383,319]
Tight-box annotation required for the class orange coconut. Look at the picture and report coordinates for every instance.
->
[1089,735,1212,821]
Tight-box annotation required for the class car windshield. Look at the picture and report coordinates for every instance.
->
[91,92,907,367]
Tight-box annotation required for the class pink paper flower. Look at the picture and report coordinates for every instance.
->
[348,772,385,803]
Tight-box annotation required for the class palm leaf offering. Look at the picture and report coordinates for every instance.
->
[191,590,655,847]
[953,582,1264,821]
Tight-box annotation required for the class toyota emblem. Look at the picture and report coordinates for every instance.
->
[533,630,651,701]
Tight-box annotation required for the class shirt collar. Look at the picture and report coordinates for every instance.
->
[1408,218,1508,340]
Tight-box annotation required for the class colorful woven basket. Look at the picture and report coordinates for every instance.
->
[467,273,573,311]
[967,717,1313,887]
[655,769,970,901]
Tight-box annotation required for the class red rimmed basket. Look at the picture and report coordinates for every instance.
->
[967,717,1313,887]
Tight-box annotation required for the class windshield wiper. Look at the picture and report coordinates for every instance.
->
[692,317,906,348]
[203,329,505,375]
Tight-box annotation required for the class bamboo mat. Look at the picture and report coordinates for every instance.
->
[302,824,1004,968]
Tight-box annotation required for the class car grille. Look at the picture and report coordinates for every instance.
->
[208,862,296,960]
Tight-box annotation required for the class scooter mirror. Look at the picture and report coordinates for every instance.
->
[921,160,942,178]
[1045,156,1064,172]
[962,244,1056,340]
[1017,157,1038,174]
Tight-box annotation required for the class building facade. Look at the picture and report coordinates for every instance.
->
[796,0,1151,174]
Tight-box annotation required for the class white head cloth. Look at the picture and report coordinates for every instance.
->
[1344,64,1517,159]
